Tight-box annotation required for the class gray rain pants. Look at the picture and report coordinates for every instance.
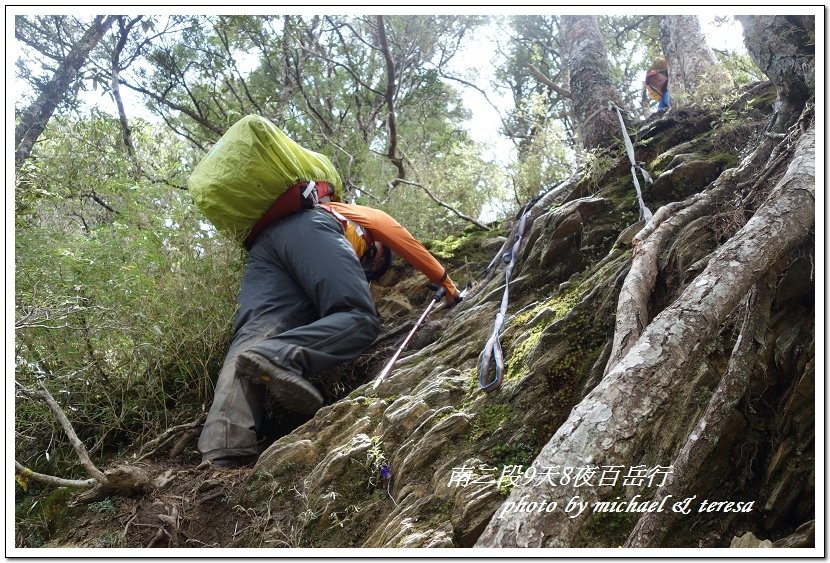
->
[198,208,380,461]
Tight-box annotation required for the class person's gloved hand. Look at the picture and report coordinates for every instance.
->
[443,290,462,308]
[429,285,463,308]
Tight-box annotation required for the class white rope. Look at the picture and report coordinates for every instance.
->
[609,102,653,222]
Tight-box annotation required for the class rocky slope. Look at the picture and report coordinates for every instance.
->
[236,85,814,549]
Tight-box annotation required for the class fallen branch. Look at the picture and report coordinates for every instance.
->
[136,413,207,461]
[70,464,155,506]
[15,381,108,484]
[15,461,97,489]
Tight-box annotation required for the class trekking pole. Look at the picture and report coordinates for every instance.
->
[372,288,445,389]
[372,284,469,389]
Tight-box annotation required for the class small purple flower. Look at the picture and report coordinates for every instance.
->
[380,463,392,481]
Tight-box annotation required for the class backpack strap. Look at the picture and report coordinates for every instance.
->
[319,204,375,251]
[245,181,334,249]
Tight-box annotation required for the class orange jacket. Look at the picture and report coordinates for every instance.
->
[324,202,460,299]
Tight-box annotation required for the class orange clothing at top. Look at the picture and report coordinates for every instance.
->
[324,201,460,301]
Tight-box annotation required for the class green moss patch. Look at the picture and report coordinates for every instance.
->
[578,502,640,547]
[470,403,511,441]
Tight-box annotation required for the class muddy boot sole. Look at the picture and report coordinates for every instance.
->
[236,352,323,416]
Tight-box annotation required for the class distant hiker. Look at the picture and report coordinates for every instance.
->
[189,115,461,469]
[645,57,670,111]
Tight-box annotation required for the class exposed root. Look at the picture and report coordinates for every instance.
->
[604,181,728,375]
[476,123,814,548]
[169,428,202,458]
[146,525,170,548]
[14,461,97,490]
[14,381,163,506]
[624,263,781,547]
[136,413,207,461]
[604,103,814,377]
[69,464,156,506]
[15,382,108,484]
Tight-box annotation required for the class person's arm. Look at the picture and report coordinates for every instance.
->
[327,203,460,303]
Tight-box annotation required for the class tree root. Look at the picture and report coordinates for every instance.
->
[623,264,780,547]
[69,464,156,506]
[146,527,170,548]
[15,380,160,505]
[476,122,814,548]
[169,428,202,458]
[772,520,815,548]
[604,187,724,375]
[15,381,108,484]
[604,102,812,376]
[136,413,207,461]
[14,461,97,490]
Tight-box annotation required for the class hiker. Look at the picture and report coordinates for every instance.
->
[645,57,670,111]
[193,122,462,468]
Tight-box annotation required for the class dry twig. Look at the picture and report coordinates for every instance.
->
[15,381,108,484]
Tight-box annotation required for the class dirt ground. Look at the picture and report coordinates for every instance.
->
[24,452,261,549]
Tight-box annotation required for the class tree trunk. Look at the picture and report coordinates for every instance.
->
[560,16,626,150]
[376,15,406,185]
[15,15,117,168]
[476,123,814,547]
[738,15,814,131]
[658,15,732,104]
[111,16,143,179]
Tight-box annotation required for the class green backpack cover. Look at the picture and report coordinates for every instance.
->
[188,115,343,244]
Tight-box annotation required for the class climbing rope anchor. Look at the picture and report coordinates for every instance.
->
[609,102,653,222]
[478,105,647,392]
[478,205,531,392]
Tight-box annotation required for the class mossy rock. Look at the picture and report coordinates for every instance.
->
[648,159,723,203]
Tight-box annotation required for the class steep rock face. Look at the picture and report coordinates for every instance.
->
[240,90,814,549]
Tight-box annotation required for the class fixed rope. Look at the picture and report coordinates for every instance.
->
[609,102,653,222]
[478,203,532,392]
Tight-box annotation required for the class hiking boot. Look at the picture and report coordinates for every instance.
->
[236,351,324,416]
[197,454,257,470]
[213,454,257,468]
[210,458,241,469]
